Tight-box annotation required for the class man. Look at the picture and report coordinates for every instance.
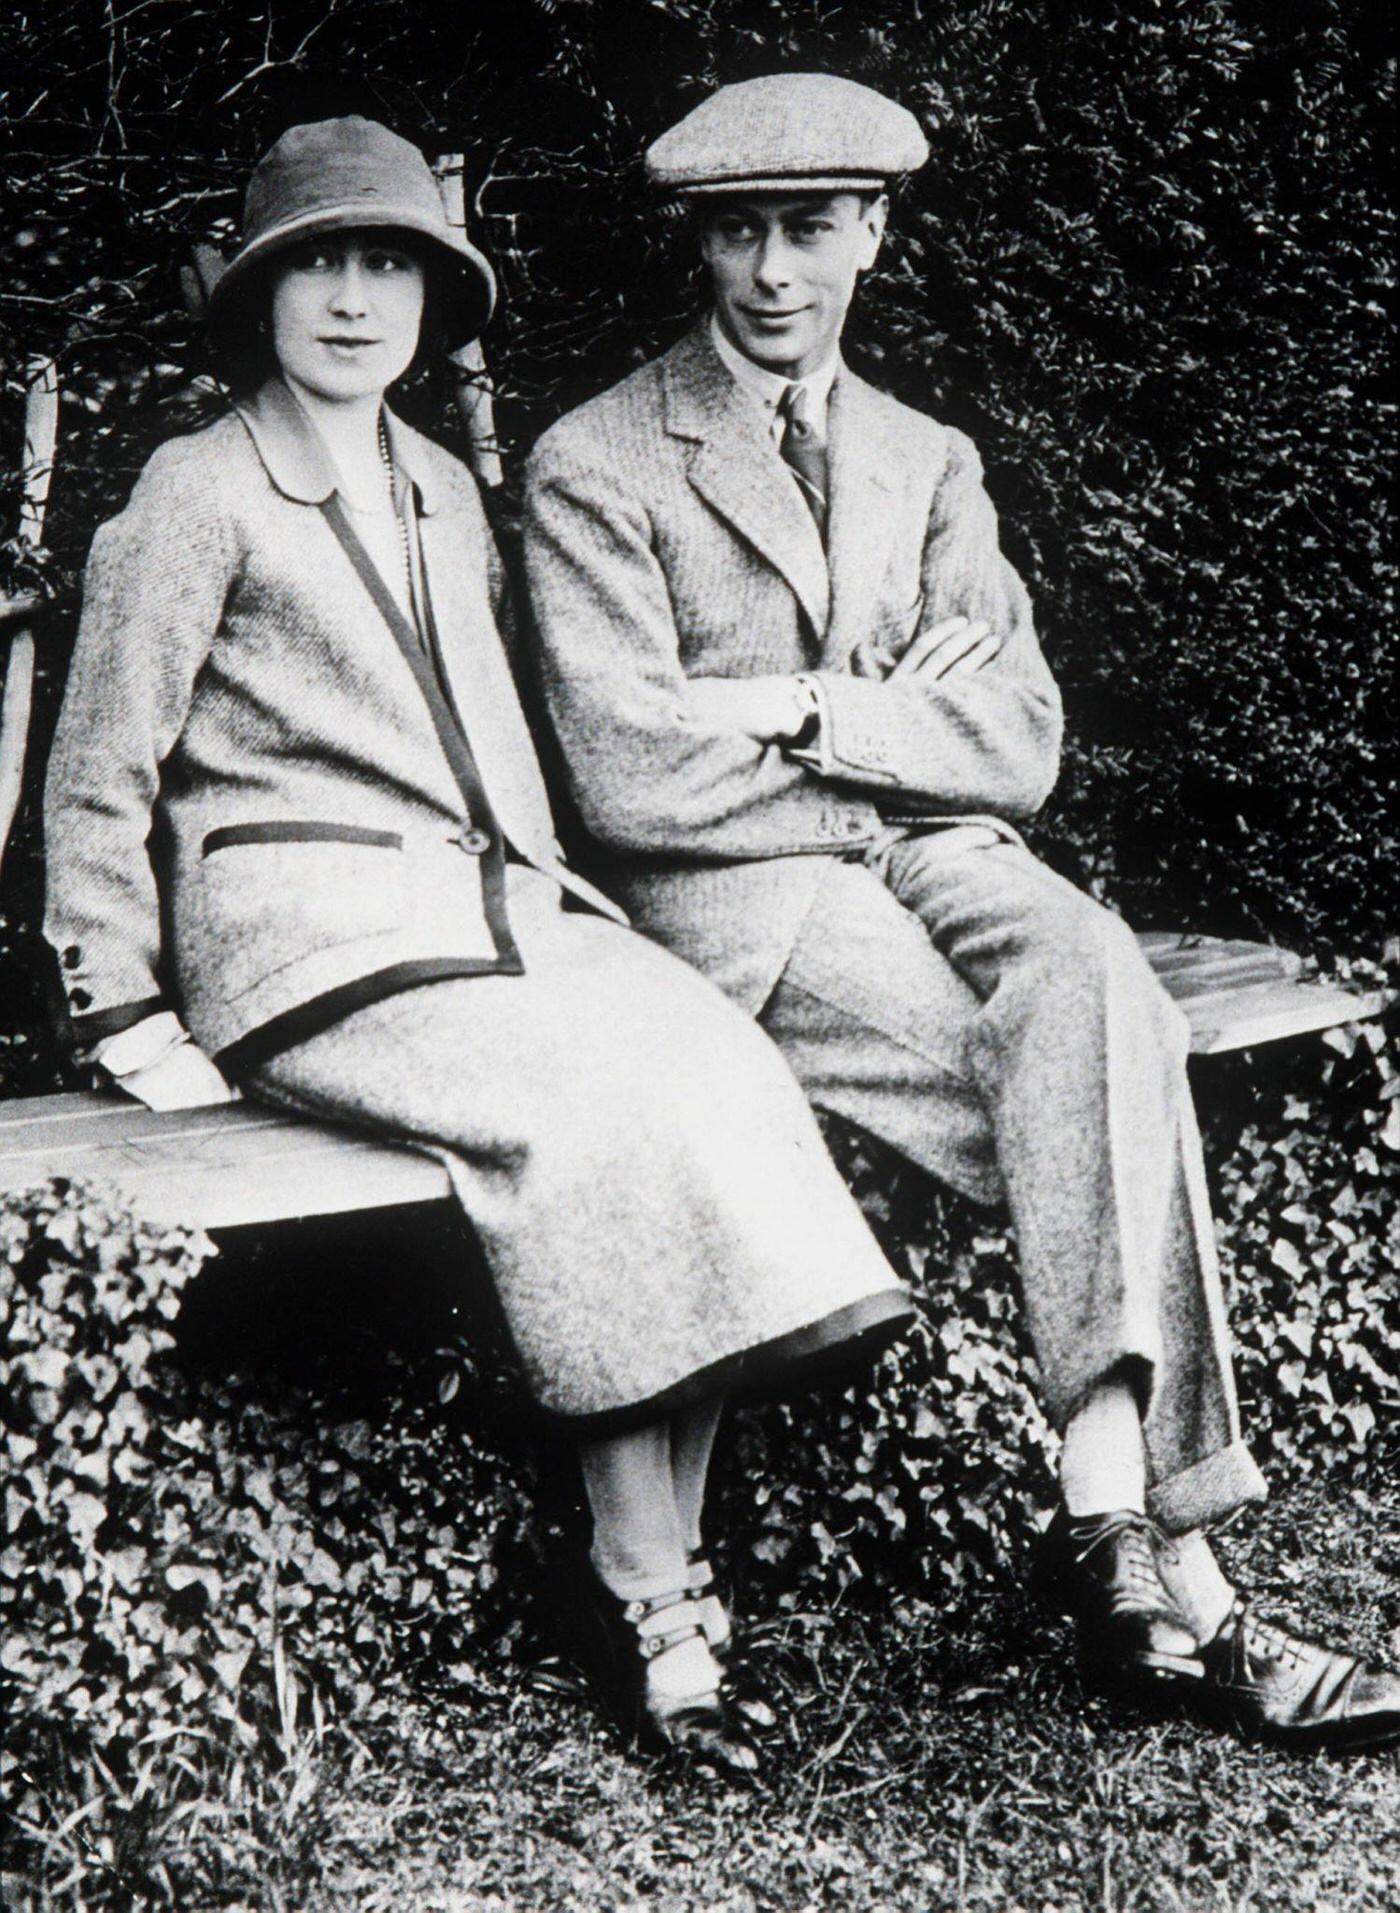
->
[521,72,1398,1750]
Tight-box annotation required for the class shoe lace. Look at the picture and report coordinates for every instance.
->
[1235,1604,1311,1673]
[1116,1522,1164,1595]
[1072,1512,1166,1593]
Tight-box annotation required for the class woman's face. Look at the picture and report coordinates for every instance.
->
[269,231,426,405]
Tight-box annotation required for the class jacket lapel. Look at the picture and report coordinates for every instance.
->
[237,381,556,854]
[822,371,907,667]
[664,330,831,640]
[235,382,460,779]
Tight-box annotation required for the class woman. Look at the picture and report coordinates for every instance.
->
[43,116,912,1774]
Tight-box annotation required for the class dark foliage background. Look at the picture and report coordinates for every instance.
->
[1,4,1397,1882]
[3,0,1394,979]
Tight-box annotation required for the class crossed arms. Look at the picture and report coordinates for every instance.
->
[522,423,1064,862]
[686,613,1008,743]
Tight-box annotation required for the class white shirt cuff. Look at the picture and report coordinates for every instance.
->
[94,1011,191,1078]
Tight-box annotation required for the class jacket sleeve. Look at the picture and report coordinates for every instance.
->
[43,438,237,1045]
[522,438,871,862]
[803,428,1063,820]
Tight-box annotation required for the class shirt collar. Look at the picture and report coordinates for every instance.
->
[233,375,438,516]
[708,313,840,424]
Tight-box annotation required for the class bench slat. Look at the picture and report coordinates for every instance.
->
[0,1096,451,1227]
[86,1143,452,1230]
[0,1093,296,1148]
[1154,953,1304,997]
[0,936,1390,1228]
[1181,979,1393,1055]
[1139,934,1303,980]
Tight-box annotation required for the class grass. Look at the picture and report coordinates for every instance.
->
[5,1472,1397,1911]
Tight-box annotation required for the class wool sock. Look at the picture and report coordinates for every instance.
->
[1155,1529,1237,1643]
[1058,1376,1148,1516]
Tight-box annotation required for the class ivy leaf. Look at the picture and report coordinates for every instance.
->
[1277,1361,1306,1398]
[20,1346,69,1390]
[61,1490,106,1549]
[1270,1238,1307,1280]
[210,1643,254,1693]
[1278,1319,1314,1357]
[105,1546,148,1591]
[166,1563,223,1605]
[304,1549,343,1592]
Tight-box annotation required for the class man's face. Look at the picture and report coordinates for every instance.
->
[699,192,887,380]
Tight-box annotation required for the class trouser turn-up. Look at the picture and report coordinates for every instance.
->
[759,831,1267,1535]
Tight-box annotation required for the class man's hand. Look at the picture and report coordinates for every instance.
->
[687,674,813,742]
[890,614,1003,681]
[686,617,1000,741]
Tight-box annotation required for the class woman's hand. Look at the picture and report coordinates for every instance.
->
[116,1043,238,1112]
[96,1012,238,1111]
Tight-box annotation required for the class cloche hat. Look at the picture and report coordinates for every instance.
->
[206,117,496,354]
[645,73,929,196]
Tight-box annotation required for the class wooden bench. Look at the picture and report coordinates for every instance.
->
[1,341,1392,1236]
[0,934,1389,1230]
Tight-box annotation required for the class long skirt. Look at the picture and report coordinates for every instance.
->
[248,865,911,1424]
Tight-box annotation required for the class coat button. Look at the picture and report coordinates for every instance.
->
[62,945,82,969]
[454,827,492,855]
[844,816,864,833]
[69,987,92,1010]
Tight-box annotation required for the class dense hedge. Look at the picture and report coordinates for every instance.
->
[2,0,1394,970]
[0,1183,536,1785]
[5,1002,1396,1789]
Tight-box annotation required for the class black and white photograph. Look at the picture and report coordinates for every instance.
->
[1,3,1396,1907]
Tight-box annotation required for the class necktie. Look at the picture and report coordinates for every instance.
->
[778,382,828,538]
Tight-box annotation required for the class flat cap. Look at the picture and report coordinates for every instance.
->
[645,73,929,196]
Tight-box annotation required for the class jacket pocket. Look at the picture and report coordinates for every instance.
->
[203,821,403,855]
[184,828,409,1005]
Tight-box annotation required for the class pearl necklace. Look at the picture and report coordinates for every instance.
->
[377,412,416,609]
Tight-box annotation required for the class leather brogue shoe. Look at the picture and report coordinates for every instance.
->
[1037,1508,1203,1697]
[1193,1600,1400,1752]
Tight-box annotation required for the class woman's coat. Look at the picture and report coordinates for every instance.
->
[43,373,913,1420]
[44,378,622,1064]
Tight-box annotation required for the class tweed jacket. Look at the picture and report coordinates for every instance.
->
[44,377,623,1064]
[522,325,1064,1012]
